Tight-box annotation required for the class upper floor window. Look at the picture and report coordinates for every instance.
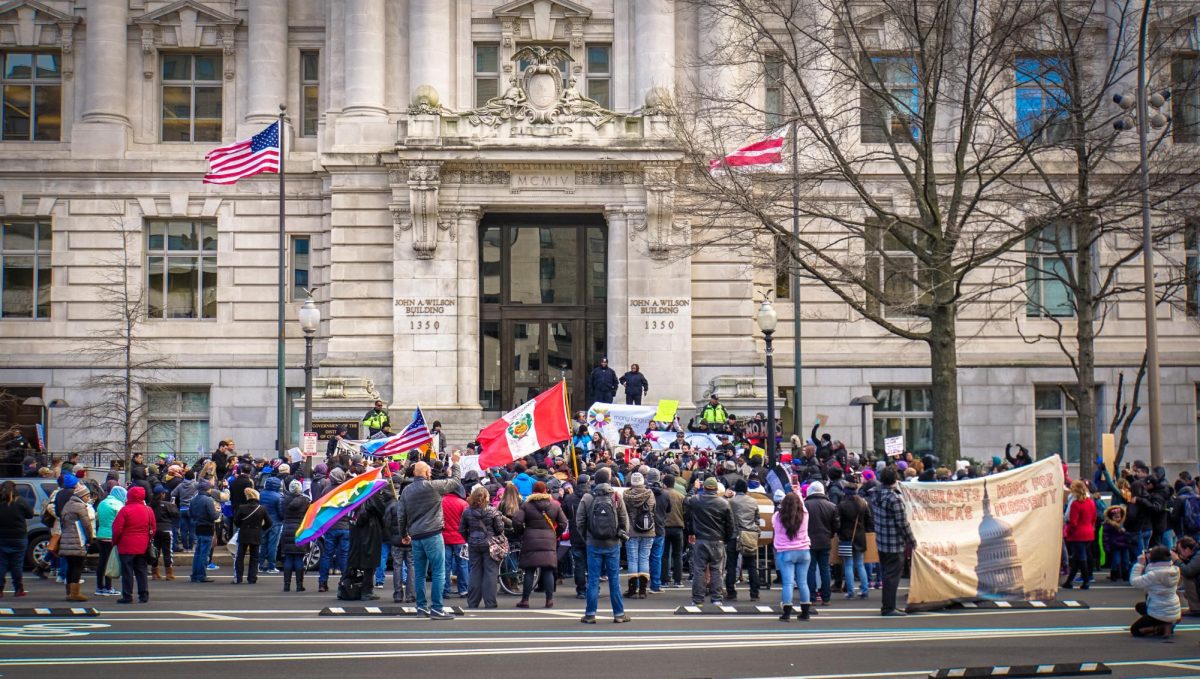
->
[765,54,785,129]
[291,235,310,301]
[860,55,918,144]
[585,44,611,109]
[1186,218,1199,317]
[300,51,319,137]
[1,52,61,141]
[161,54,222,142]
[146,220,217,319]
[1173,56,1199,144]
[1034,386,1080,463]
[1025,221,1075,317]
[0,221,51,319]
[474,44,500,106]
[872,386,934,456]
[147,388,210,458]
[865,219,930,318]
[1015,57,1071,142]
[775,235,791,300]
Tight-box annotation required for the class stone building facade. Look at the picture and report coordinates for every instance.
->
[0,0,1198,468]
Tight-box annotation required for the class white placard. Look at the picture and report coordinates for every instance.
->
[301,432,319,456]
[884,436,904,457]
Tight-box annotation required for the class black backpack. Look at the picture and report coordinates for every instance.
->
[336,568,365,601]
[633,499,655,533]
[588,494,619,540]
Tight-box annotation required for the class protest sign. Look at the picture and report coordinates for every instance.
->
[900,455,1064,609]
[884,436,904,457]
[587,402,657,446]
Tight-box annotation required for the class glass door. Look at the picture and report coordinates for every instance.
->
[505,319,579,409]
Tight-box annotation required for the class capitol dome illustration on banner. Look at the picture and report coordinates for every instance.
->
[974,480,1026,599]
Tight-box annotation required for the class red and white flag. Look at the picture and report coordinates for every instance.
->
[203,122,280,185]
[477,381,571,469]
[709,126,789,175]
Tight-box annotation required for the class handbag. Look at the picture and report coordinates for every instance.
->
[105,548,121,579]
[487,534,510,563]
[226,529,240,555]
[47,532,61,554]
[838,512,861,559]
[737,529,759,556]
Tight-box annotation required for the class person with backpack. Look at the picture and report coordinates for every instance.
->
[622,472,656,600]
[576,467,630,624]
[513,481,568,608]
[685,476,736,606]
[459,485,507,609]
[1171,482,1200,543]
[231,487,272,585]
[725,479,762,602]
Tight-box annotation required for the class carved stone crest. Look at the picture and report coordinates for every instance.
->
[466,46,616,128]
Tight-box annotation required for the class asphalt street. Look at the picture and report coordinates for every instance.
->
[1,570,1198,679]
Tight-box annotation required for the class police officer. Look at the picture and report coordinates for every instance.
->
[700,395,728,426]
[588,358,618,404]
[361,400,391,437]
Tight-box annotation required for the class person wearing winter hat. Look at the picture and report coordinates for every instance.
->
[188,480,221,583]
[726,479,762,601]
[58,484,94,601]
[150,485,179,581]
[317,468,352,592]
[258,476,285,574]
[279,480,311,592]
[685,476,735,606]
[231,487,272,585]
[112,486,156,603]
[622,472,656,599]
[803,481,839,607]
[94,485,126,596]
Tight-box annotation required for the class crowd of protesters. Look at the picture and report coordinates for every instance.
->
[0,398,1195,637]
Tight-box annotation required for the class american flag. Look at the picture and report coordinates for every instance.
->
[203,122,280,185]
[709,126,788,175]
[361,407,433,457]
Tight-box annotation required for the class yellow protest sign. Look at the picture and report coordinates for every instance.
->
[653,399,679,423]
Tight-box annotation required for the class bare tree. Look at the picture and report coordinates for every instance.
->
[1005,0,1200,481]
[69,220,169,471]
[672,0,1081,461]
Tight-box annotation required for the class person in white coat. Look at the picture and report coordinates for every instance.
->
[1129,546,1181,638]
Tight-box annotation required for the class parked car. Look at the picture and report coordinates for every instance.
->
[1,477,59,570]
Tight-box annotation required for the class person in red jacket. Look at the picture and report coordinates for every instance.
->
[112,485,157,604]
[1063,480,1097,590]
[442,482,470,598]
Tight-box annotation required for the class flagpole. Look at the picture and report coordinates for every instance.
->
[564,379,578,478]
[789,118,802,447]
[276,104,288,460]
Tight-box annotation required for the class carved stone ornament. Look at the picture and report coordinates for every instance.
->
[0,1,80,79]
[407,84,454,116]
[404,162,442,259]
[133,1,241,81]
[466,46,616,128]
[642,163,680,260]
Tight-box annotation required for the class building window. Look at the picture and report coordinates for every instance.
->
[291,235,310,301]
[585,44,611,109]
[146,220,217,319]
[865,220,929,318]
[860,55,918,143]
[1,221,52,319]
[474,44,500,106]
[1026,221,1076,317]
[1187,218,1198,317]
[147,388,210,459]
[775,235,791,300]
[161,53,222,142]
[765,54,785,129]
[1,51,62,141]
[872,386,933,455]
[1015,57,1070,142]
[300,51,319,137]
[1173,57,1199,144]
[1035,386,1080,463]
[287,387,304,448]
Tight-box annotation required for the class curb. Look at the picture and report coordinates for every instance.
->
[929,662,1110,678]
[320,606,466,617]
[0,607,100,617]
[947,600,1089,610]
[674,604,781,615]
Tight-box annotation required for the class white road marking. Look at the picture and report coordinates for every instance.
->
[178,612,241,621]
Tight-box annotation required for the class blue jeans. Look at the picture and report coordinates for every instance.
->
[586,543,624,616]
[444,544,469,596]
[625,536,653,576]
[259,524,282,571]
[412,534,446,611]
[649,535,665,590]
[1108,547,1132,578]
[191,534,213,581]
[807,547,832,602]
[376,543,391,584]
[842,550,868,596]
[174,509,193,551]
[318,529,350,585]
[1134,528,1153,557]
[776,548,812,606]
[0,538,25,592]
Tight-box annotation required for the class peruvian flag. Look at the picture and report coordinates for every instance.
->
[709,126,789,175]
[477,381,571,469]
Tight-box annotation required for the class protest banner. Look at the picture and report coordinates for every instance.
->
[587,402,657,446]
[884,436,904,457]
[900,455,1064,610]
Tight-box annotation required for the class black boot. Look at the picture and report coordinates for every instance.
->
[798,603,811,621]
[637,575,648,599]
[283,568,292,592]
[626,577,638,598]
[295,570,306,592]
[778,604,793,621]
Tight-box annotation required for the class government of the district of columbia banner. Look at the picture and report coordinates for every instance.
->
[900,455,1065,609]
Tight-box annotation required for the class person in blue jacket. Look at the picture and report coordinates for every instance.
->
[258,476,284,574]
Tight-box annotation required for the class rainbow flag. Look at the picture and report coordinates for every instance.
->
[295,466,389,546]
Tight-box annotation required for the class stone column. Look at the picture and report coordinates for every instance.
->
[456,207,482,408]
[74,0,128,157]
[246,0,287,124]
[409,0,452,109]
[604,206,630,372]
[633,0,675,108]
[343,0,387,116]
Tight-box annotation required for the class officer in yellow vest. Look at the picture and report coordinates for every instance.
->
[361,399,390,436]
[700,394,728,425]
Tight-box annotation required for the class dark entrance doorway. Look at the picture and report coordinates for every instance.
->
[479,214,607,412]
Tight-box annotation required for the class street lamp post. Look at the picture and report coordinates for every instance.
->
[757,298,779,468]
[1112,0,1169,468]
[298,294,321,476]
[849,395,879,460]
[22,397,70,457]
